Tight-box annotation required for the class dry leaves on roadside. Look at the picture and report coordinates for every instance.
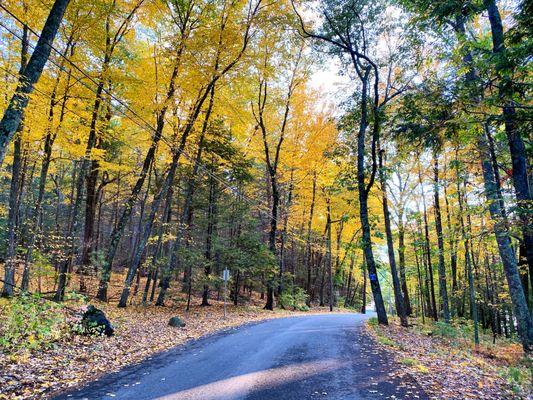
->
[366,321,531,400]
[0,299,316,400]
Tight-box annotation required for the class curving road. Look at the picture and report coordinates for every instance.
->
[54,313,427,400]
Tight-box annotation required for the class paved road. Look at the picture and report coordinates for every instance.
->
[54,313,427,400]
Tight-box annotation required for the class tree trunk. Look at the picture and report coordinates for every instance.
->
[356,69,387,325]
[484,0,533,274]
[306,171,317,302]
[452,13,533,352]
[379,149,408,326]
[201,171,218,306]
[477,131,532,351]
[432,153,451,322]
[345,258,354,308]
[278,171,294,295]
[458,168,480,347]
[397,209,412,316]
[2,132,23,297]
[443,161,458,316]
[0,0,71,166]
[325,195,333,312]
[418,164,438,320]
[2,24,30,297]
[361,263,367,314]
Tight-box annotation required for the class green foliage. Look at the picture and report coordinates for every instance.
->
[90,250,107,279]
[278,287,309,311]
[0,294,69,352]
[31,249,54,280]
[499,366,532,395]
[400,357,417,366]
[375,334,397,347]
[432,321,459,338]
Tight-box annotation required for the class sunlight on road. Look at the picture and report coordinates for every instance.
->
[155,359,347,400]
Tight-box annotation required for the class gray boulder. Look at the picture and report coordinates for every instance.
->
[168,316,186,327]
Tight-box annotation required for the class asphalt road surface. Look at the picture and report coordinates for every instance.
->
[54,313,427,400]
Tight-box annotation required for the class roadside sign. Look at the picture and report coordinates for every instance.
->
[222,268,230,281]
[222,268,230,318]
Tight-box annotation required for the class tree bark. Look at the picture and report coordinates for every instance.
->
[0,0,71,166]
[484,0,533,274]
[378,149,407,326]
[432,153,451,322]
[452,13,533,352]
[418,163,438,320]
[2,24,30,296]
[305,171,317,301]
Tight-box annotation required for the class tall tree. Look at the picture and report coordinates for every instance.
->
[0,0,70,166]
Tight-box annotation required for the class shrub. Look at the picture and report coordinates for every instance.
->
[279,287,309,311]
[432,321,459,338]
[0,293,70,352]
[500,366,531,394]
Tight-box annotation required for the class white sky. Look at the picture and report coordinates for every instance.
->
[308,56,352,111]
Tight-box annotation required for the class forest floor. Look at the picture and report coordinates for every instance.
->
[367,318,532,400]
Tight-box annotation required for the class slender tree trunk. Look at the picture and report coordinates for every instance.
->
[414,239,426,323]
[2,132,23,297]
[278,171,294,295]
[201,172,217,306]
[379,149,408,326]
[432,153,451,322]
[356,70,387,325]
[2,25,30,297]
[397,210,412,315]
[0,0,71,166]
[443,164,458,315]
[361,262,367,314]
[418,164,438,320]
[306,171,317,301]
[345,258,354,308]
[325,195,333,312]
[97,56,181,301]
[264,176,278,310]
[457,171,479,348]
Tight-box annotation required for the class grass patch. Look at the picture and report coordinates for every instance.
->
[400,357,429,373]
[400,357,417,366]
[376,335,397,347]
